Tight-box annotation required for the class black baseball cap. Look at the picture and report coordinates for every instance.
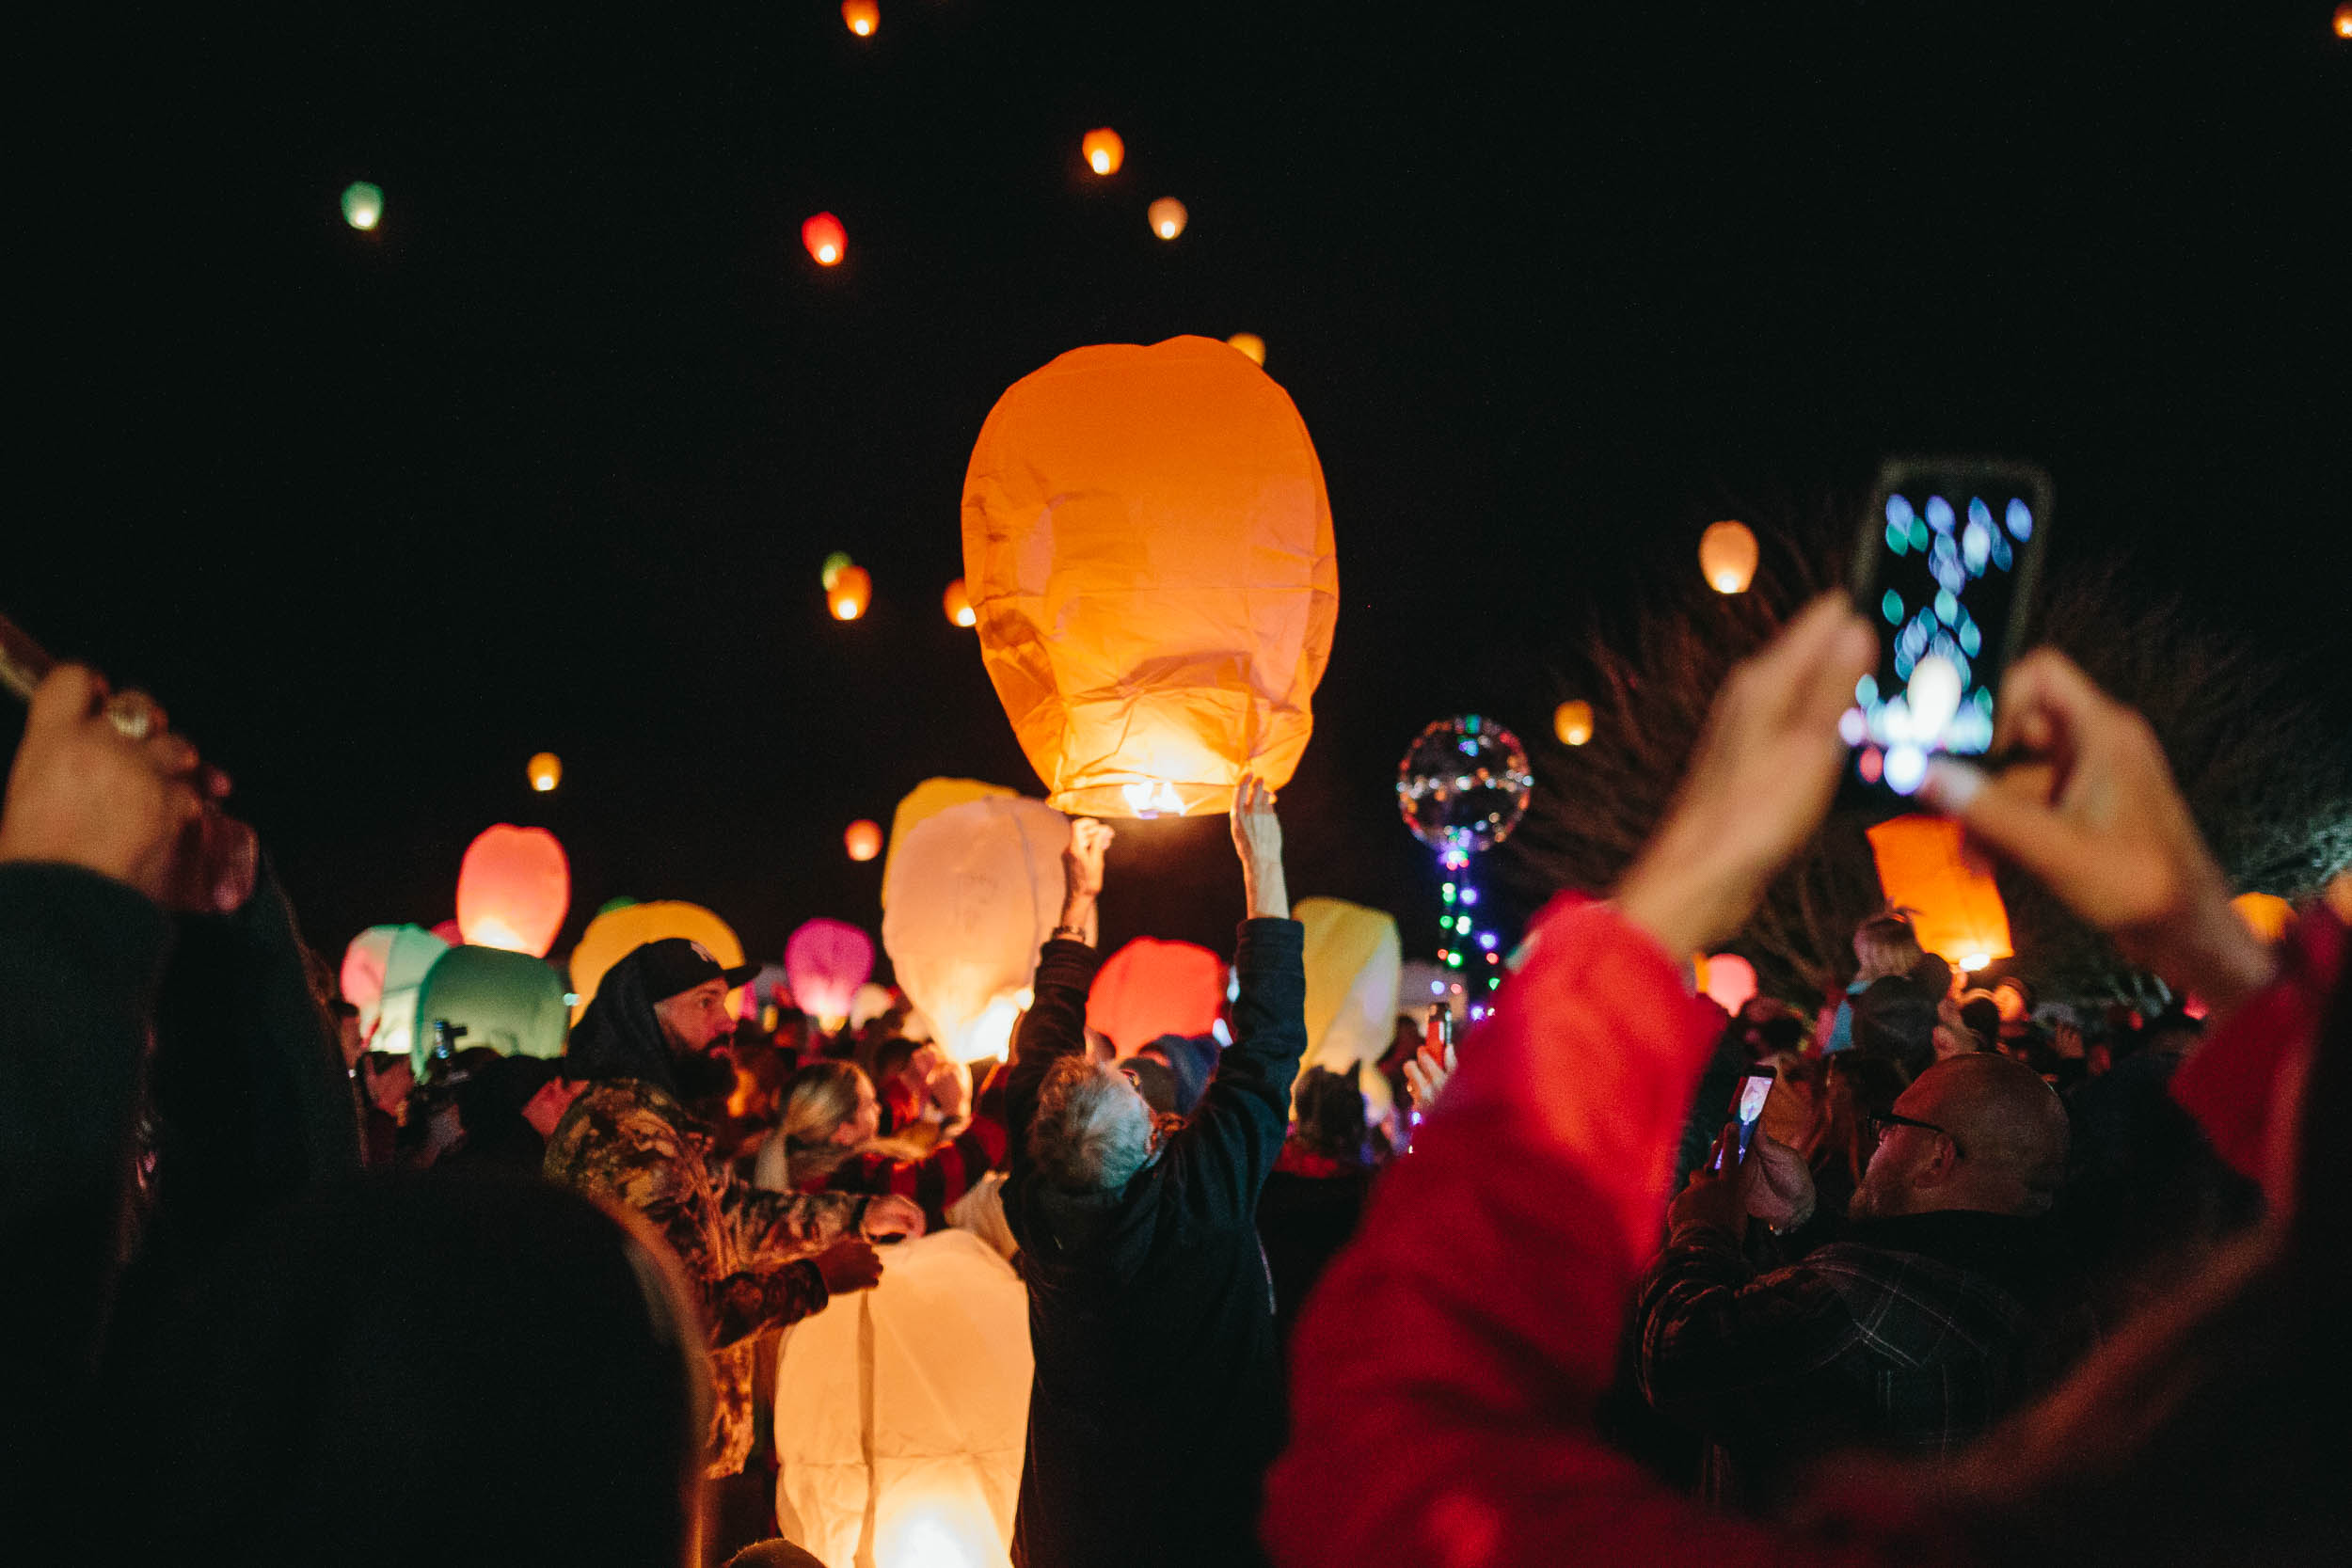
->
[634,938,760,1004]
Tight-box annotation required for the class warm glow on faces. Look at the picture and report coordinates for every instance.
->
[655,979,736,1053]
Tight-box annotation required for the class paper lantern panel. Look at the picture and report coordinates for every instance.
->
[962,336,1339,817]
[882,797,1071,1062]
[882,778,1018,909]
[1296,896,1402,1073]
[1866,815,2013,971]
[568,900,744,1022]
[455,823,570,958]
[368,924,453,1062]
[1086,937,1226,1057]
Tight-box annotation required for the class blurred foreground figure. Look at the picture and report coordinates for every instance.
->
[1007,781,1306,1568]
[1265,600,2349,1567]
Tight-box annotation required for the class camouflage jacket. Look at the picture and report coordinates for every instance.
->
[545,1076,857,1476]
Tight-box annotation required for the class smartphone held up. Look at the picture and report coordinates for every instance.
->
[1843,457,2053,800]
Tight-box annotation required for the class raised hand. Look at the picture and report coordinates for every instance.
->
[1742,1133,1818,1231]
[859,1195,926,1242]
[0,664,210,905]
[813,1235,884,1293]
[1059,816,1115,936]
[1230,773,1289,920]
[1403,1040,1455,1115]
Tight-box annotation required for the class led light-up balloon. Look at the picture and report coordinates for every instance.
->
[1297,897,1403,1075]
[1226,332,1265,366]
[1867,815,2012,971]
[831,564,871,620]
[1553,700,1594,747]
[527,752,562,792]
[943,578,976,627]
[787,918,875,1028]
[961,336,1339,816]
[1148,198,1187,240]
[882,778,1017,908]
[410,945,569,1072]
[454,825,571,958]
[842,1,878,38]
[1086,937,1226,1057]
[341,182,383,230]
[1082,127,1124,176]
[803,212,847,266]
[1699,520,1759,594]
[1397,716,1533,857]
[882,796,1072,1061]
[845,819,883,862]
[568,901,744,1022]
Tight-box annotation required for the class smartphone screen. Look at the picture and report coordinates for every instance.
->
[1846,458,2053,798]
[1731,1069,1773,1161]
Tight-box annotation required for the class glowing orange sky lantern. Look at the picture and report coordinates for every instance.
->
[803,212,847,266]
[527,752,562,792]
[1700,520,1759,594]
[2337,3,2352,40]
[454,824,571,958]
[961,336,1339,816]
[1226,332,1265,366]
[942,578,976,627]
[1866,814,2013,972]
[1082,127,1124,176]
[830,563,872,620]
[1148,198,1187,240]
[1086,937,1226,1057]
[2231,891,2293,944]
[1553,699,1594,747]
[841,1,878,39]
[844,819,883,862]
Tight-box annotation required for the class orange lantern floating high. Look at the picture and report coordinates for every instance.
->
[841,0,878,38]
[1147,198,1187,241]
[844,819,883,862]
[942,578,976,627]
[1226,332,1265,366]
[1866,814,2013,972]
[1699,520,1758,594]
[961,336,1339,816]
[803,212,847,266]
[1082,128,1124,177]
[2337,3,2352,39]
[454,824,571,958]
[526,752,563,792]
[830,564,872,620]
[1552,700,1594,747]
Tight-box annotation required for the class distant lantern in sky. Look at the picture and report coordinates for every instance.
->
[820,551,854,592]
[2337,3,2352,39]
[1148,198,1187,240]
[844,819,883,862]
[1699,519,1759,594]
[341,181,383,231]
[942,578,976,627]
[1226,332,1265,366]
[803,212,847,266]
[831,563,872,620]
[842,1,879,38]
[1553,700,1594,747]
[527,752,562,792]
[1082,127,1125,176]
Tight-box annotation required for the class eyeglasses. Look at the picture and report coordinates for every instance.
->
[1869,1111,1965,1159]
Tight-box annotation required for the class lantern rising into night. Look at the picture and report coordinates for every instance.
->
[844,819,883,862]
[830,564,871,620]
[454,824,571,958]
[340,181,383,231]
[2336,4,2352,39]
[802,212,847,266]
[841,1,878,38]
[527,752,562,792]
[1552,700,1594,747]
[942,578,976,627]
[1148,198,1187,240]
[1867,814,2013,972]
[1082,127,1125,176]
[1699,520,1759,594]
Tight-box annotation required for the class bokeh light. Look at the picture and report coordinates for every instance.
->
[842,1,879,38]
[1148,198,1187,240]
[1552,699,1594,747]
[821,551,854,592]
[1082,127,1124,176]
[802,212,847,265]
[1699,520,1758,594]
[1226,332,1265,366]
[942,578,976,627]
[844,819,883,862]
[341,182,384,231]
[831,564,872,620]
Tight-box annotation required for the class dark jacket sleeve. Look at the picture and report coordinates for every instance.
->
[0,863,175,1450]
[1007,937,1102,1185]
[1634,1225,1863,1435]
[1169,917,1306,1218]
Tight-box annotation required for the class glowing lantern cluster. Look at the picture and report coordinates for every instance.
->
[1148,197,1187,240]
[341,181,383,231]
[1226,332,1265,366]
[841,1,878,38]
[527,752,562,792]
[943,578,976,627]
[1086,937,1226,1057]
[1082,127,1125,176]
[1297,897,1403,1075]
[844,818,883,862]
[1553,699,1594,747]
[1700,520,1759,594]
[568,900,743,1022]
[803,211,847,266]
[882,796,1073,1061]
[961,336,1339,816]
[454,824,571,958]
[787,918,876,1028]
[1866,814,2013,972]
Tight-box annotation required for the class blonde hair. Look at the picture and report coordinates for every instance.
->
[1853,911,1926,984]
[771,1061,930,1187]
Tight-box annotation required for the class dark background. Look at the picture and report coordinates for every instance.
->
[10,3,2348,980]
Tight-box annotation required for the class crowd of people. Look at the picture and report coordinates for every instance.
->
[6,596,2347,1565]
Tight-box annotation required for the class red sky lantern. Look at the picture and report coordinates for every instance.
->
[787,917,875,1027]
[803,212,847,266]
[844,819,883,862]
[1086,936,1227,1056]
[455,823,571,958]
[1866,814,2013,972]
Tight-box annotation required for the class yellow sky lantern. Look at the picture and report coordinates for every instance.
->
[1552,700,1594,747]
[1866,815,2013,971]
[1297,897,1403,1076]
[1148,198,1187,240]
[1082,127,1124,176]
[1699,520,1758,594]
[1226,332,1265,366]
[841,0,878,38]
[527,752,563,792]
[943,578,976,627]
[881,777,1017,909]
[831,564,872,620]
[844,819,883,862]
[961,336,1339,816]
[568,901,743,1022]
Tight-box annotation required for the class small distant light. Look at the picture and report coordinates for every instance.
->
[1459,889,1478,907]
[1859,746,1884,784]
[1839,707,1867,746]
[842,1,879,38]
[527,752,563,793]
[1148,197,1187,240]
[563,992,580,1007]
[2335,3,2351,39]
[802,213,847,267]
[1884,743,1927,795]
[341,182,383,231]
[2005,497,2034,540]
[1082,127,1125,177]
[1477,931,1498,951]
[1429,980,1444,996]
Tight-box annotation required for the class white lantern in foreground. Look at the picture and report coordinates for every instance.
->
[881,796,1075,1062]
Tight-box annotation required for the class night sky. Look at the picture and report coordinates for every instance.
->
[11,4,2348,981]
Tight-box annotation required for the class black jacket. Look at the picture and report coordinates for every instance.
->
[1005,919,1307,1568]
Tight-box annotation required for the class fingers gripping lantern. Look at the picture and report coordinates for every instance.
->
[961,337,1340,816]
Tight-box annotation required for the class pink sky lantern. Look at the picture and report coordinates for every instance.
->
[787,917,876,1026]
[1086,936,1227,1057]
[454,824,571,957]
[1698,953,1757,1014]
